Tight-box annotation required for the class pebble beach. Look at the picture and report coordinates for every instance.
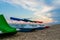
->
[0,24,60,40]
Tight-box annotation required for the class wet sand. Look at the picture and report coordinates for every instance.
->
[0,24,60,40]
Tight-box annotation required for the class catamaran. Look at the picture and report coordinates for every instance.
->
[10,17,49,32]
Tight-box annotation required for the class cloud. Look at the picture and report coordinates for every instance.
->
[48,8,60,22]
[43,0,60,6]
[1,0,39,11]
[1,0,60,23]
[34,0,60,23]
[52,0,60,7]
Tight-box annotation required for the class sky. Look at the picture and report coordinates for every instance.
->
[0,0,60,24]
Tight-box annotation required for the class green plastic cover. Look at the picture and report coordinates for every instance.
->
[0,14,16,33]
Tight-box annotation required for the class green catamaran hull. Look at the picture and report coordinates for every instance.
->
[0,14,17,36]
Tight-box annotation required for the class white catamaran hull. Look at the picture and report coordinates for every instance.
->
[10,24,49,32]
